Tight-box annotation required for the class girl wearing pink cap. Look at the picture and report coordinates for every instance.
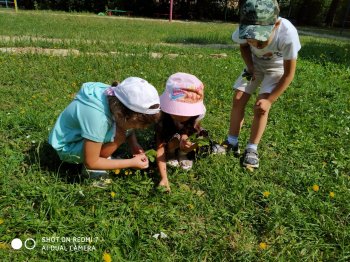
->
[156,72,207,191]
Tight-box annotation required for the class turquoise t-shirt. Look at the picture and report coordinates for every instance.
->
[48,82,115,163]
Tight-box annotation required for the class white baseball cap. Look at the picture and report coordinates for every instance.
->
[112,77,160,114]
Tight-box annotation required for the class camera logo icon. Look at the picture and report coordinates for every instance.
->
[11,238,36,250]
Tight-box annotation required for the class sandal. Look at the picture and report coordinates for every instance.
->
[166,151,179,167]
[178,151,193,170]
[243,148,259,168]
[212,140,240,157]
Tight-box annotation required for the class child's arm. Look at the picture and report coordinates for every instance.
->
[268,59,297,102]
[100,126,126,158]
[256,59,297,114]
[84,139,149,170]
[156,138,170,191]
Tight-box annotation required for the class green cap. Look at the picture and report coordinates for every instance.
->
[239,0,280,41]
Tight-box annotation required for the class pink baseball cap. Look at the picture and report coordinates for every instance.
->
[160,72,206,116]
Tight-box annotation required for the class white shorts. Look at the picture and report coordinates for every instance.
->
[233,58,284,95]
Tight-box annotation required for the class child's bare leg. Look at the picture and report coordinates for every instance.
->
[167,134,180,153]
[229,90,251,136]
[243,93,271,167]
[166,135,180,167]
[216,90,251,156]
[249,93,271,145]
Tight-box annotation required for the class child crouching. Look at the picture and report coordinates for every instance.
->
[48,77,161,175]
[156,72,207,191]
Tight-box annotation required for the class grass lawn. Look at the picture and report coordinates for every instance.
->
[0,10,350,261]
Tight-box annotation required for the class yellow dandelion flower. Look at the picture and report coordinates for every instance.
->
[263,191,270,197]
[110,192,116,198]
[246,165,254,172]
[113,169,121,175]
[312,184,319,192]
[0,219,4,225]
[102,251,112,262]
[187,204,194,209]
[329,192,335,198]
[259,242,267,250]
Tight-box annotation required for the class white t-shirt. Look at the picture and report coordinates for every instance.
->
[232,18,301,61]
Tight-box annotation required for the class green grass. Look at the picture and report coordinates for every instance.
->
[0,10,350,261]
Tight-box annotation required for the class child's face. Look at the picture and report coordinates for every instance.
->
[246,39,270,49]
[246,22,279,49]
[171,114,191,123]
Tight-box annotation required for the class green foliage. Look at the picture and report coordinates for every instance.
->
[144,149,157,163]
[188,134,210,147]
[0,11,349,261]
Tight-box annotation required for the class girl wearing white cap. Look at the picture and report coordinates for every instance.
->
[156,72,207,191]
[48,77,161,174]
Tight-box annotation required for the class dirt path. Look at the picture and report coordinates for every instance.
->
[298,30,350,41]
[0,34,234,57]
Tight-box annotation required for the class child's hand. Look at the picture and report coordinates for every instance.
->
[179,138,196,153]
[131,154,149,169]
[255,99,272,115]
[158,178,170,192]
[243,68,255,81]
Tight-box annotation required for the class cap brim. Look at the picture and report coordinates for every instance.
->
[239,24,274,41]
[160,93,205,117]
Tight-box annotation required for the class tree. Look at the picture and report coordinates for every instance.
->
[325,0,341,26]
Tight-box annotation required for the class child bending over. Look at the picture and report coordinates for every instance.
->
[48,77,161,174]
[223,0,301,168]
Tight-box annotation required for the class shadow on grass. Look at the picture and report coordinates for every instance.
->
[24,141,86,184]
[23,139,160,186]
[299,41,350,66]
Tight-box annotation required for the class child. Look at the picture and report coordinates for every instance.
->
[156,72,207,191]
[48,77,161,173]
[223,0,301,168]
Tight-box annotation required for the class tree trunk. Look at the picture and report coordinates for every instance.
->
[325,0,341,27]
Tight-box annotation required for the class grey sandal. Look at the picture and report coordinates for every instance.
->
[243,148,259,168]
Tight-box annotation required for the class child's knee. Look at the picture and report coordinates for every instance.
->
[232,91,250,108]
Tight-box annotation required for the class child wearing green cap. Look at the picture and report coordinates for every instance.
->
[222,0,301,167]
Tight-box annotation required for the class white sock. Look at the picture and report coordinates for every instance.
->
[227,135,239,146]
[246,143,258,151]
